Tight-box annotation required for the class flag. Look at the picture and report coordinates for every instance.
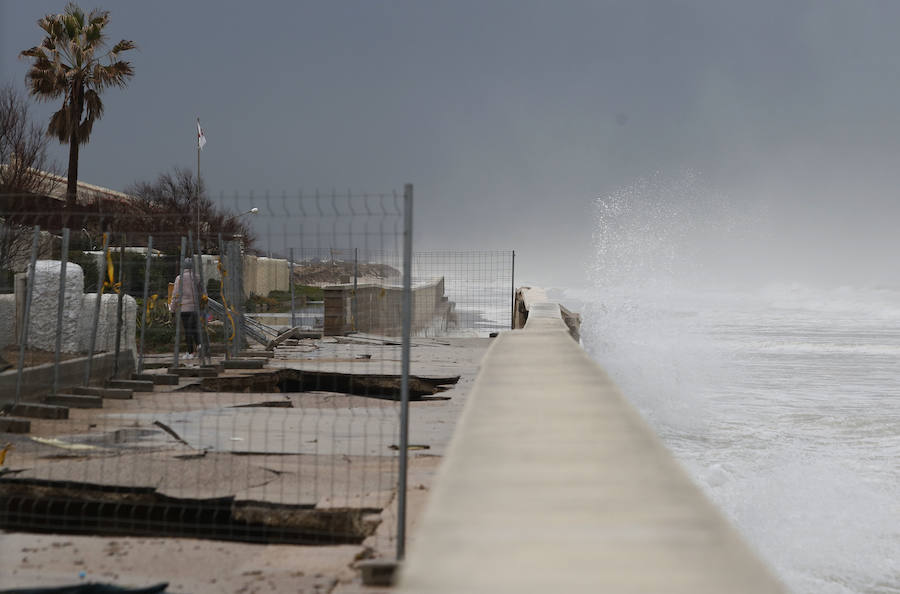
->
[197,118,207,150]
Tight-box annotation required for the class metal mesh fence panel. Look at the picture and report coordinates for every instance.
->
[0,190,416,561]
[412,250,515,335]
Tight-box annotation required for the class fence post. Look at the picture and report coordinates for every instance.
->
[52,228,70,396]
[14,226,41,405]
[353,247,358,331]
[290,247,296,328]
[84,232,110,386]
[113,235,126,377]
[190,232,210,365]
[397,183,413,560]
[137,236,153,375]
[232,242,245,358]
[510,249,516,330]
[172,238,186,367]
[218,234,232,360]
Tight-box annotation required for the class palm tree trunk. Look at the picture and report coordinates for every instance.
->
[66,135,79,208]
[65,84,83,209]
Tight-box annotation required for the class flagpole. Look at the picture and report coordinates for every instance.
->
[197,117,201,250]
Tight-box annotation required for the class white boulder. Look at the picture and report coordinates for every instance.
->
[26,260,85,353]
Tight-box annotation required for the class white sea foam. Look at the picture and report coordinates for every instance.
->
[573,282,900,594]
[570,174,900,593]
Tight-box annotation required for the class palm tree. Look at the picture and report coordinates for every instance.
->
[20,2,135,208]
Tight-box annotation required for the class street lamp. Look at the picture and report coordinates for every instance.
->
[229,207,258,254]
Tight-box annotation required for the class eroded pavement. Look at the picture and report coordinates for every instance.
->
[0,336,492,593]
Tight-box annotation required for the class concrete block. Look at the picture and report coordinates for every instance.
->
[132,373,179,385]
[224,359,266,370]
[0,295,15,349]
[26,260,85,353]
[0,417,31,433]
[79,293,137,358]
[45,394,102,408]
[70,386,133,399]
[357,560,398,587]
[107,379,154,392]
[9,402,69,419]
[140,361,170,369]
[239,350,275,358]
[168,366,218,377]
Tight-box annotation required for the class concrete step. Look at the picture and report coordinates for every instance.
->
[0,417,31,433]
[140,361,170,370]
[168,366,218,378]
[223,359,267,370]
[107,379,155,392]
[357,560,399,587]
[70,386,133,399]
[46,394,103,409]
[239,350,275,359]
[9,402,69,420]
[132,373,180,385]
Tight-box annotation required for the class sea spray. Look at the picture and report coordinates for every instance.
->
[577,173,900,593]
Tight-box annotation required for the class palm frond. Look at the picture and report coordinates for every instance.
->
[88,10,109,27]
[27,69,66,99]
[72,44,85,68]
[84,88,104,122]
[51,17,67,42]
[48,107,71,142]
[110,39,137,55]
[66,2,85,29]
[93,61,134,89]
[19,46,42,60]
[63,14,79,41]
[77,116,94,143]
[84,25,101,46]
[37,16,54,37]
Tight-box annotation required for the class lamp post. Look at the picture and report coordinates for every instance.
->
[81,228,95,250]
[228,207,258,255]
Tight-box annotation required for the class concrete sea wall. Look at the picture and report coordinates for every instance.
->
[397,294,785,593]
[0,350,134,402]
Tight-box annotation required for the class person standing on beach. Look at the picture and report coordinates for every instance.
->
[170,258,201,359]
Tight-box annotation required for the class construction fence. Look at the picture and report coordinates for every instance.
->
[0,187,514,563]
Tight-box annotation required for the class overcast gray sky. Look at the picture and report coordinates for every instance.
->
[3,1,900,287]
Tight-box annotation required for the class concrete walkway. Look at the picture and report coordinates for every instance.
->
[396,302,786,593]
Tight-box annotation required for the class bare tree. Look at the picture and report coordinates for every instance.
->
[0,84,60,276]
[126,168,255,251]
[0,85,57,195]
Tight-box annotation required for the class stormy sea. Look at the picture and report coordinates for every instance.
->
[559,177,900,593]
